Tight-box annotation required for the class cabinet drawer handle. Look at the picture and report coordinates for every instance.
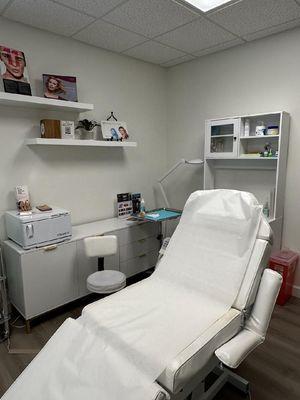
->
[43,245,58,252]
[139,253,147,258]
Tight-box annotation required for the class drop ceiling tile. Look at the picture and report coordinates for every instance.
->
[161,54,196,67]
[74,20,146,52]
[210,0,300,37]
[103,0,199,38]
[244,18,300,42]
[3,0,94,36]
[156,17,236,53]
[0,0,10,14]
[193,38,243,57]
[53,0,126,18]
[124,41,186,64]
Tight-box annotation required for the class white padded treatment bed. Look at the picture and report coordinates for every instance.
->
[1,190,282,400]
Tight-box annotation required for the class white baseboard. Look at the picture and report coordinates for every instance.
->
[292,285,300,298]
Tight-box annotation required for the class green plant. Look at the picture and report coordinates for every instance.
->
[76,119,99,131]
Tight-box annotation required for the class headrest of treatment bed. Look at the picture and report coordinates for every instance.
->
[156,189,263,307]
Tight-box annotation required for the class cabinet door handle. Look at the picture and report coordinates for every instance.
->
[139,253,147,258]
[138,239,146,243]
[43,245,58,252]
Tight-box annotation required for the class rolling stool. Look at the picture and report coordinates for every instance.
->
[83,236,126,294]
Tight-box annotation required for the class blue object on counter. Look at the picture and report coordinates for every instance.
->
[143,209,182,222]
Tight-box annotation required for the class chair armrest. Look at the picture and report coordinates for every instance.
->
[215,269,282,368]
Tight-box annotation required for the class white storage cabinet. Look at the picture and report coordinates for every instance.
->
[3,219,159,329]
[204,111,290,251]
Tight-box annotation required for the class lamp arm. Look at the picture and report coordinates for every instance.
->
[158,159,185,208]
[158,181,170,208]
[158,159,186,183]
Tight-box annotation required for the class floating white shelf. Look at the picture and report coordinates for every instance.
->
[25,138,137,147]
[0,92,93,112]
[240,135,280,140]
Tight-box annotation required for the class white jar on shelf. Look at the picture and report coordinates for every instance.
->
[255,121,266,136]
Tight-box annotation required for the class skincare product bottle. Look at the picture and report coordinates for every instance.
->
[139,198,146,217]
[263,202,270,218]
[244,119,250,136]
[256,121,266,136]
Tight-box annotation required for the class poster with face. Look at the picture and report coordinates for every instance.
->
[43,74,78,102]
[0,46,32,95]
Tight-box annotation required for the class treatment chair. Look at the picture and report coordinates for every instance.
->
[155,216,281,400]
[1,190,282,400]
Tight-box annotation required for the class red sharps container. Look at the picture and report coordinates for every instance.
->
[269,250,298,305]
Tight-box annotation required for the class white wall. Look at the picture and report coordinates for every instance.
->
[166,27,300,286]
[0,17,167,239]
[2,17,300,288]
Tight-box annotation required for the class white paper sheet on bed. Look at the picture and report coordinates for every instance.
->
[2,190,262,400]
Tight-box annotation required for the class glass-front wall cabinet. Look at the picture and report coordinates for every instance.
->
[205,118,239,158]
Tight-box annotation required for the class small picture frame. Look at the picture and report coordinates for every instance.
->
[43,74,78,102]
[100,121,129,141]
[60,121,75,139]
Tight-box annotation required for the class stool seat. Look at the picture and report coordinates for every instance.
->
[87,270,126,294]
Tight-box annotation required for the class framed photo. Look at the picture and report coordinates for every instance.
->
[43,74,78,102]
[100,121,129,141]
[0,45,32,95]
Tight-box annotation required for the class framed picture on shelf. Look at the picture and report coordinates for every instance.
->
[101,121,129,141]
[43,74,78,102]
[0,45,32,95]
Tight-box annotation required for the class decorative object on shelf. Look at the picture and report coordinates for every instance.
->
[117,193,133,219]
[260,142,275,158]
[101,111,129,141]
[43,74,77,102]
[41,119,75,139]
[15,185,31,212]
[41,119,61,138]
[0,45,32,95]
[60,121,75,139]
[267,125,279,136]
[255,121,266,136]
[76,119,99,140]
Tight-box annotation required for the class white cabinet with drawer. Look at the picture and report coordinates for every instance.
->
[120,237,159,262]
[3,218,160,327]
[4,240,77,320]
[120,249,158,278]
[119,223,158,245]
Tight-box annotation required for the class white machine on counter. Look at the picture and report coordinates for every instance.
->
[5,208,72,249]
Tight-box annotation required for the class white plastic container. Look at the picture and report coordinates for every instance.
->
[244,119,250,136]
[255,121,266,136]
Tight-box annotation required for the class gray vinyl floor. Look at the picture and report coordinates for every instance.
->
[0,295,299,400]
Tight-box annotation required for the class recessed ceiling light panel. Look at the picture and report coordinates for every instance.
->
[184,0,233,12]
